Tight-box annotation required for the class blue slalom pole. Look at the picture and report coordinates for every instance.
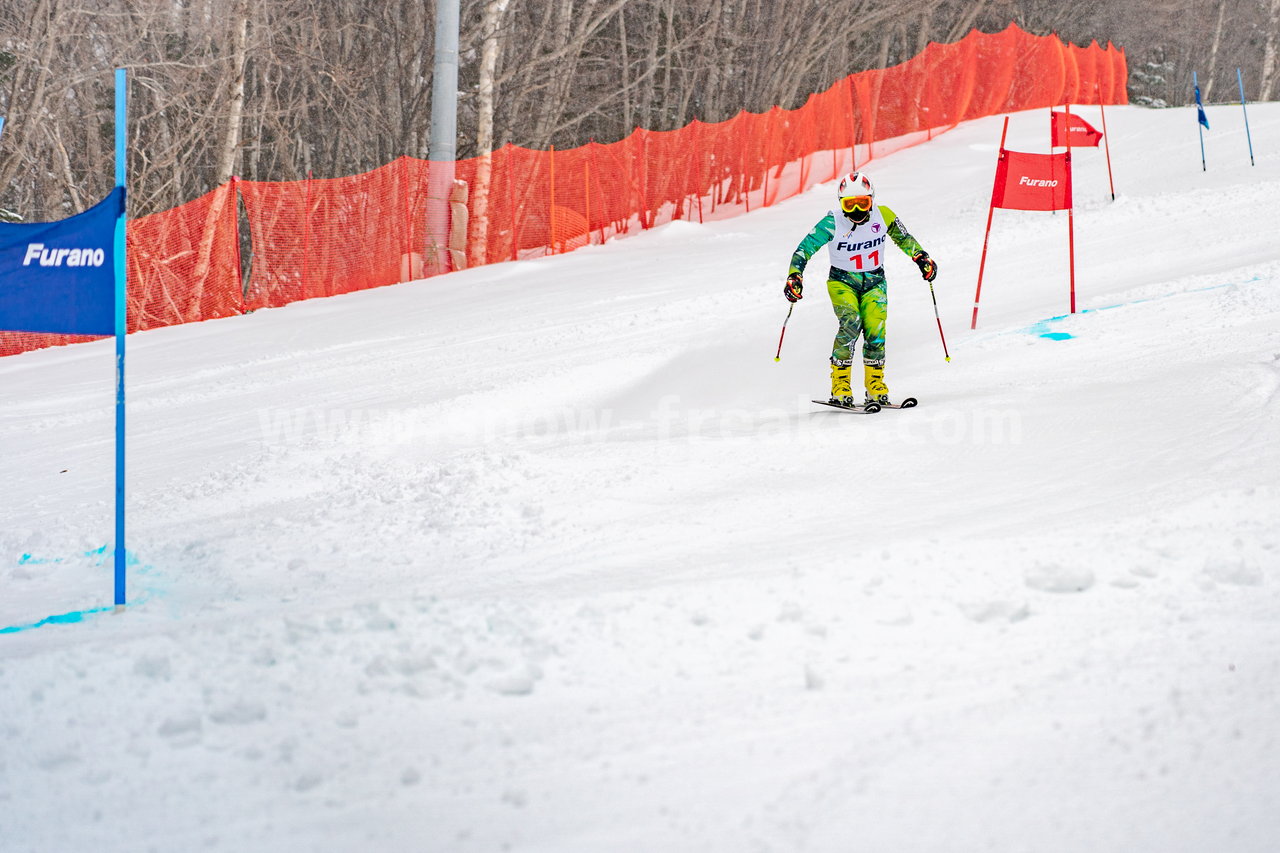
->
[0,116,6,138]
[1237,68,1255,167]
[1194,71,1206,172]
[114,68,128,610]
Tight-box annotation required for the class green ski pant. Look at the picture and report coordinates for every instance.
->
[826,267,887,366]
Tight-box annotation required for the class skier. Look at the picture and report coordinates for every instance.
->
[783,171,937,408]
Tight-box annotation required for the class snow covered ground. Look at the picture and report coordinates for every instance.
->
[3,103,1279,852]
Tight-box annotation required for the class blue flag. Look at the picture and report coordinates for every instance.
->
[0,187,124,335]
[1195,84,1210,129]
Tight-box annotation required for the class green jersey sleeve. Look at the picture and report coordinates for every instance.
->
[788,213,836,276]
[878,205,927,259]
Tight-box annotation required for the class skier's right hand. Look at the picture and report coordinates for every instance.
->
[913,252,937,282]
[784,273,803,302]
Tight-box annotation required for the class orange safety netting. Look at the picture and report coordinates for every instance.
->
[2,23,1126,358]
[238,163,429,308]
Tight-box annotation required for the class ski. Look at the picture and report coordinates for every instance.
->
[878,397,918,409]
[812,399,882,413]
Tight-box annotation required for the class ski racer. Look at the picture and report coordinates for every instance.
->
[783,171,937,408]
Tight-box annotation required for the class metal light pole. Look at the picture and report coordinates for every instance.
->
[426,0,460,274]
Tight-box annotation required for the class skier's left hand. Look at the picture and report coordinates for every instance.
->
[783,273,804,302]
[913,252,937,282]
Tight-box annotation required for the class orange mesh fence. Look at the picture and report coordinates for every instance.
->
[440,24,1125,272]
[3,23,1126,358]
[238,160,432,308]
[128,182,243,329]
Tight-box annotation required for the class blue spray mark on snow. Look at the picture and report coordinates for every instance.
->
[1017,275,1266,342]
[0,606,114,634]
[18,552,64,566]
[1022,312,1082,340]
[1,547,157,635]
[82,544,142,568]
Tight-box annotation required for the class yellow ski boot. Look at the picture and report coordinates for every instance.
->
[829,363,854,407]
[864,364,890,407]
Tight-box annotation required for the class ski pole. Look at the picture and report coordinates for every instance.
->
[774,302,795,362]
[927,279,951,363]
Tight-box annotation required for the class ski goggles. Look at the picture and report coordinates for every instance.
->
[840,195,873,213]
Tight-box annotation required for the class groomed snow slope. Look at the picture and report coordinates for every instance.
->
[2,104,1280,853]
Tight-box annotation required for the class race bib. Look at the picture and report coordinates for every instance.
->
[827,206,889,273]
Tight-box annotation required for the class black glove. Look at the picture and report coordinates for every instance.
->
[783,272,803,302]
[913,252,937,282]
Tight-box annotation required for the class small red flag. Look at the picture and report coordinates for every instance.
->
[991,150,1072,211]
[1051,111,1102,147]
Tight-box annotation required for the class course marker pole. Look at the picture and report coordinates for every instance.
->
[1194,71,1207,172]
[113,68,129,611]
[971,116,1009,330]
[1097,83,1116,200]
[1237,68,1255,167]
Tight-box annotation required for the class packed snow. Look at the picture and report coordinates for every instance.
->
[2,103,1279,852]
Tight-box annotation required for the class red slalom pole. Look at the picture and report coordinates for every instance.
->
[972,116,1009,330]
[1097,83,1116,200]
[774,302,795,361]
[1066,106,1077,314]
[971,196,997,330]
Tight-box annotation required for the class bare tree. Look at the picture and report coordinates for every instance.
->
[470,0,512,264]
[1261,0,1280,99]
[1,0,1272,226]
[216,0,251,184]
[1201,0,1229,101]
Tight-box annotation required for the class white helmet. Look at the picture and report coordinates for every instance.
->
[836,171,875,225]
